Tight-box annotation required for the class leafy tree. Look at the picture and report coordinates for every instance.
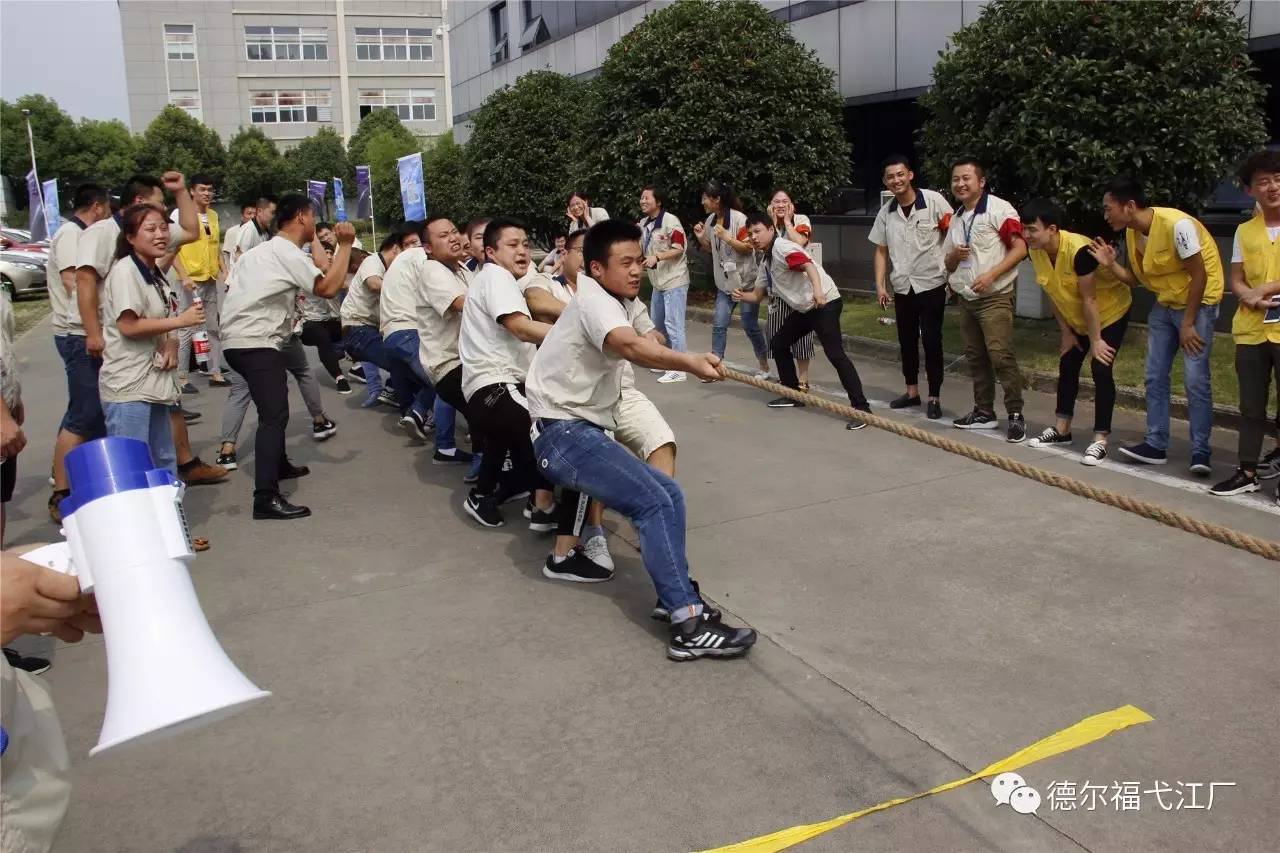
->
[580,0,850,224]
[919,0,1267,228]
[223,126,289,203]
[0,95,81,205]
[285,127,350,194]
[466,70,589,241]
[64,119,140,191]
[135,105,226,185]
[422,131,471,227]
[364,130,423,227]
[346,109,418,181]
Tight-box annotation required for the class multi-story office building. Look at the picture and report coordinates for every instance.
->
[447,0,1280,208]
[120,0,452,148]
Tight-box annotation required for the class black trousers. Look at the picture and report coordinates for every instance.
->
[466,382,546,497]
[772,299,869,409]
[224,347,290,497]
[300,319,343,379]
[1236,341,1280,468]
[893,286,947,397]
[1056,312,1129,435]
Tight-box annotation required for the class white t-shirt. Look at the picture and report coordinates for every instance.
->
[755,236,840,312]
[341,251,386,328]
[236,221,269,255]
[220,236,321,350]
[567,206,609,231]
[459,263,537,400]
[378,247,428,337]
[1230,224,1280,262]
[527,274,635,429]
[418,259,473,383]
[221,222,242,267]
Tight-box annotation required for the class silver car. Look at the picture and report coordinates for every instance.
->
[0,251,47,299]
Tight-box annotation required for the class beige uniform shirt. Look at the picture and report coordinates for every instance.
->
[945,192,1023,300]
[341,251,385,329]
[639,211,690,292]
[1,660,72,853]
[419,259,473,383]
[47,220,85,336]
[99,255,181,405]
[868,188,950,295]
[459,263,536,401]
[378,247,428,337]
[220,237,321,350]
[72,217,121,333]
[755,236,840,312]
[1,292,21,411]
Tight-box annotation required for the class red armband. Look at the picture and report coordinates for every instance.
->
[938,212,952,233]
[998,218,1024,248]
[785,251,811,271]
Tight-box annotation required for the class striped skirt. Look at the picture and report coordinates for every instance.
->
[766,296,815,360]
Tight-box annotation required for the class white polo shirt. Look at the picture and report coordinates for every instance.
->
[220,236,321,350]
[341,251,386,329]
[527,274,637,429]
[705,209,751,293]
[756,236,840,312]
[945,192,1024,300]
[378,247,428,337]
[236,220,269,255]
[868,188,950,295]
[418,259,473,383]
[639,210,690,292]
[459,263,537,400]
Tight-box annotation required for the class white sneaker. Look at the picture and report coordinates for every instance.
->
[649,368,665,375]
[581,534,615,571]
[656,370,686,383]
[752,369,769,380]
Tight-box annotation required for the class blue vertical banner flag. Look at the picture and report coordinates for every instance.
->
[332,177,347,222]
[354,165,372,219]
[25,170,47,242]
[397,152,426,221]
[41,180,62,234]
[306,180,327,220]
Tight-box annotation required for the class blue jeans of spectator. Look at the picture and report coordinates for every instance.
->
[1144,302,1218,457]
[342,324,387,399]
[104,401,177,477]
[650,284,688,353]
[533,418,702,621]
[383,328,456,451]
[55,334,106,438]
[712,290,768,361]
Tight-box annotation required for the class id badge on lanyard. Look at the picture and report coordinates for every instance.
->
[958,211,977,270]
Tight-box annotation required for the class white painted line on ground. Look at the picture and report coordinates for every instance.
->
[715,360,1280,519]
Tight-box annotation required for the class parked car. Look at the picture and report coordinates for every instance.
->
[0,251,47,299]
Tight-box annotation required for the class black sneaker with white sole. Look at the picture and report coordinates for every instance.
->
[336,376,353,395]
[525,501,556,533]
[1029,426,1072,448]
[399,410,431,442]
[543,550,614,583]
[432,447,474,465]
[377,388,400,408]
[4,647,51,675]
[312,418,337,441]
[767,397,804,409]
[1256,446,1280,480]
[846,406,872,431]
[667,615,756,662]
[1081,441,1107,467]
[1006,413,1026,443]
[347,364,368,384]
[953,408,998,429]
[1209,468,1260,497]
[215,450,238,470]
[463,490,504,527]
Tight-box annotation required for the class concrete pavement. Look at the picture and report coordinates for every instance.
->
[2,312,1276,852]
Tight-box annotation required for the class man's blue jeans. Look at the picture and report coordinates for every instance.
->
[1144,302,1218,457]
[342,324,386,399]
[533,418,702,621]
[712,290,768,360]
[650,284,688,352]
[383,328,456,451]
[104,401,177,476]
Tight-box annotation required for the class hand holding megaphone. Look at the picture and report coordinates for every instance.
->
[1,549,100,645]
[31,437,270,757]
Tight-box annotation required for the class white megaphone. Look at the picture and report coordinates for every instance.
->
[24,437,269,756]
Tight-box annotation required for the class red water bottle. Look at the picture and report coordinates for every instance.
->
[191,294,210,369]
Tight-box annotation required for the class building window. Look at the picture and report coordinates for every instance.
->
[358,89,436,121]
[250,90,333,124]
[163,24,196,61]
[490,3,509,64]
[519,0,549,51]
[245,26,328,61]
[354,27,433,61]
[169,89,202,120]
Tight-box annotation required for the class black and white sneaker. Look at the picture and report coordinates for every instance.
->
[846,406,872,431]
[542,550,614,583]
[347,364,368,384]
[1209,468,1260,497]
[524,500,556,533]
[215,450,238,470]
[1029,426,1073,448]
[1256,447,1280,481]
[667,615,756,662]
[376,389,400,408]
[1006,413,1026,443]
[3,647,51,675]
[399,409,430,442]
[336,376,353,395]
[953,408,998,430]
[312,418,337,441]
[463,491,503,527]
[651,580,721,624]
[767,396,803,409]
[1081,441,1107,467]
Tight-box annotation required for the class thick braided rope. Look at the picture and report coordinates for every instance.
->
[722,369,1280,562]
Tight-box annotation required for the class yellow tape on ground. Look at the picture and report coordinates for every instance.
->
[695,704,1154,853]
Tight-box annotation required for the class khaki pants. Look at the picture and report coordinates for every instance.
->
[957,289,1023,415]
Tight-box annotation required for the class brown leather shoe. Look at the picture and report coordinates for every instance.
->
[48,489,70,523]
[179,457,229,485]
